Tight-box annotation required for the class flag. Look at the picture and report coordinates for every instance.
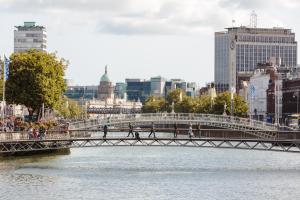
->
[249,85,255,97]
[4,55,9,81]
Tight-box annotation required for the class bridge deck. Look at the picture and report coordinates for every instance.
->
[1,137,300,154]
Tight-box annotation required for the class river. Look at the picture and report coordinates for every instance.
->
[0,146,300,200]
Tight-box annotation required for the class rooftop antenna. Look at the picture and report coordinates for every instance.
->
[250,10,257,28]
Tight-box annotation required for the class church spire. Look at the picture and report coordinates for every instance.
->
[105,65,108,74]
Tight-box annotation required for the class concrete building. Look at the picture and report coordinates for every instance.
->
[14,22,47,53]
[248,68,272,121]
[215,26,297,93]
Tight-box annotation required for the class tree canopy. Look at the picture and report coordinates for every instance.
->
[5,50,67,115]
[54,96,84,119]
[142,90,248,117]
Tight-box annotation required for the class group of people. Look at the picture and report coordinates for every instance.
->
[103,122,202,139]
[28,126,47,139]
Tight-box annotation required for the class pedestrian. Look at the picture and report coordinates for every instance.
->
[188,123,194,138]
[135,131,140,140]
[174,123,178,138]
[103,124,108,138]
[28,127,33,139]
[39,126,46,139]
[197,123,201,138]
[127,123,134,137]
[148,122,156,138]
[33,128,37,138]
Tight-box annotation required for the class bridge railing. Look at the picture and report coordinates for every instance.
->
[0,131,70,141]
[69,113,279,131]
[106,113,278,131]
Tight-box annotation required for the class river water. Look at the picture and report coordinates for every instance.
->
[0,146,300,200]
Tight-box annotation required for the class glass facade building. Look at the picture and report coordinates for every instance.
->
[215,26,297,92]
[126,79,151,103]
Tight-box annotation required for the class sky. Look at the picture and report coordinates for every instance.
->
[0,0,300,86]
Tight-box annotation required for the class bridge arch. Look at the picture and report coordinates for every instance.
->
[70,113,279,139]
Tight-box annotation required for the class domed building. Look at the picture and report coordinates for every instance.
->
[86,65,142,117]
[98,66,114,100]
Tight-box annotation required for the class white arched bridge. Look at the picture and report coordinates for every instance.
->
[0,113,299,155]
[70,113,282,139]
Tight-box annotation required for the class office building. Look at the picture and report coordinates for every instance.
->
[114,82,127,99]
[64,86,98,100]
[14,22,47,53]
[150,76,166,97]
[126,79,151,103]
[215,26,297,92]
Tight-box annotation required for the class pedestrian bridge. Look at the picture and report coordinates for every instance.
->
[69,113,280,139]
[0,135,300,154]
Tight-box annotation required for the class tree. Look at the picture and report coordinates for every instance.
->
[5,50,67,117]
[55,97,83,119]
[166,88,185,105]
[194,95,213,113]
[176,96,195,113]
[213,92,248,117]
[142,96,165,113]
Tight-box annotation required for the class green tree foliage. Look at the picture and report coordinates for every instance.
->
[142,96,166,113]
[5,50,67,116]
[55,97,83,119]
[176,96,195,113]
[166,88,185,104]
[142,90,248,117]
[194,95,213,113]
[213,92,248,117]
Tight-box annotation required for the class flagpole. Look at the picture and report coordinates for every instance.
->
[2,55,5,122]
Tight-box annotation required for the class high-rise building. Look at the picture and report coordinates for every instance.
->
[215,26,297,92]
[14,22,47,53]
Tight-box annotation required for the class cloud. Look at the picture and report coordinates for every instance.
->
[0,0,297,35]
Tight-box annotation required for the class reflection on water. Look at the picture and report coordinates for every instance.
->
[0,147,300,200]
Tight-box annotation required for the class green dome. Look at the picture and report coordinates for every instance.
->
[100,66,110,82]
[100,73,110,82]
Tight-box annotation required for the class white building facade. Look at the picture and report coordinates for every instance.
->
[14,22,47,53]
[248,69,270,121]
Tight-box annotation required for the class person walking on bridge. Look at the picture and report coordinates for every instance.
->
[188,123,194,139]
[127,123,134,137]
[103,124,108,138]
[197,123,201,138]
[174,123,178,138]
[148,122,156,138]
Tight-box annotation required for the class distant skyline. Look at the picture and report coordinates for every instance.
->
[1,0,300,86]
